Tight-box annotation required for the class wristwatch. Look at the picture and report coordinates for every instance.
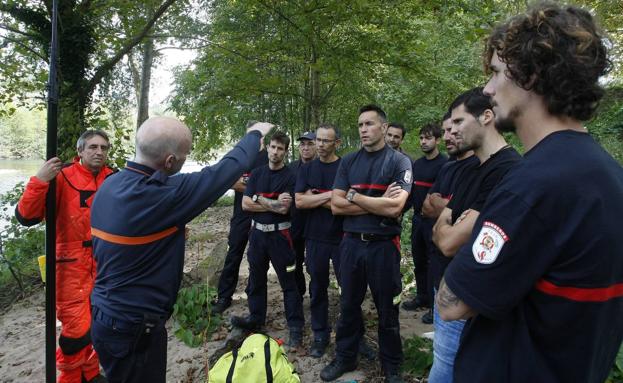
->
[346,190,356,203]
[252,194,259,203]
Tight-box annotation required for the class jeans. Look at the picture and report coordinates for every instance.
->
[428,290,466,383]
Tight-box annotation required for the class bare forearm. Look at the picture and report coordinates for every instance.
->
[258,196,289,215]
[232,179,246,193]
[436,278,475,321]
[242,196,268,212]
[295,192,331,209]
[433,210,479,257]
[331,194,367,216]
[352,192,407,218]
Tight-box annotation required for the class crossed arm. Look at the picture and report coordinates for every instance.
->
[422,192,448,219]
[242,193,292,215]
[295,189,332,210]
[331,182,408,218]
[432,208,480,257]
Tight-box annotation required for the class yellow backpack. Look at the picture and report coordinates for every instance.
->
[208,333,300,383]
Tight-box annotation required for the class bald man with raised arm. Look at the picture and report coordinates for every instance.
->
[90,117,273,383]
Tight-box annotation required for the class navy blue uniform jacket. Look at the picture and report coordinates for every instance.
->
[90,131,262,323]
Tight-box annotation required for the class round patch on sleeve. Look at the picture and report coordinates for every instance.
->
[472,221,509,264]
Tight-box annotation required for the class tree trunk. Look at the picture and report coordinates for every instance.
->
[136,37,154,128]
[309,46,321,129]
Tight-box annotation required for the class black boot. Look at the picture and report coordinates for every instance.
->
[310,336,329,358]
[320,358,357,382]
[230,315,262,331]
[211,298,232,314]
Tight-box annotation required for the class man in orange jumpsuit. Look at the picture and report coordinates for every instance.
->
[16,130,113,383]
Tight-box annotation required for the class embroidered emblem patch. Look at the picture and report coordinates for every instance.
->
[404,170,412,184]
[472,221,509,264]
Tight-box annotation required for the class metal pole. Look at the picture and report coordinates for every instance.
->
[45,0,59,382]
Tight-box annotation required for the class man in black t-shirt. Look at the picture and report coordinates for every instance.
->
[289,131,317,298]
[402,123,447,325]
[429,87,521,382]
[385,122,409,158]
[320,105,412,383]
[231,131,305,348]
[212,127,268,314]
[438,4,623,383]
[295,124,343,358]
[422,112,478,294]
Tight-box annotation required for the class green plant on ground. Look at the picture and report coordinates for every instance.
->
[0,182,45,309]
[172,284,222,348]
[402,335,433,379]
[213,194,235,207]
[606,342,623,383]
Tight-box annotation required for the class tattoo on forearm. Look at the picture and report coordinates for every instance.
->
[437,278,461,309]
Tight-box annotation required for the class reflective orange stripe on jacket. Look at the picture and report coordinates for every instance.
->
[91,226,178,245]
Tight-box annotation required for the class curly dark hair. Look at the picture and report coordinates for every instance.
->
[484,1,611,121]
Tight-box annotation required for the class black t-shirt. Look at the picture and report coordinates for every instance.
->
[428,155,480,288]
[445,131,623,383]
[448,146,521,223]
[333,144,412,236]
[295,158,343,244]
[410,153,448,215]
[232,150,268,221]
[289,159,309,240]
[244,164,295,225]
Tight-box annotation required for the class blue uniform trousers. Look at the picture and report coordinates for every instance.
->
[91,307,167,383]
[305,239,341,339]
[412,216,434,305]
[246,228,305,329]
[335,235,403,373]
[293,237,307,297]
[217,216,251,301]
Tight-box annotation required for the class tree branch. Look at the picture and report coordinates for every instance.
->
[0,23,39,39]
[83,0,178,100]
[0,36,48,62]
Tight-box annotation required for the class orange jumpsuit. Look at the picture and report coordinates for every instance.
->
[16,157,113,383]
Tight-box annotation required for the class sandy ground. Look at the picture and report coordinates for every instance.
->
[0,205,432,382]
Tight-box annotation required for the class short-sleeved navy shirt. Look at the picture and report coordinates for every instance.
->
[410,153,448,215]
[295,158,343,244]
[244,164,295,225]
[428,155,479,288]
[445,131,623,383]
[232,150,268,221]
[447,146,521,223]
[333,144,412,236]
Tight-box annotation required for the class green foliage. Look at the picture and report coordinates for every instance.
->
[213,194,235,207]
[401,335,433,379]
[400,211,416,295]
[0,105,46,159]
[0,182,45,309]
[172,283,222,348]
[606,342,623,383]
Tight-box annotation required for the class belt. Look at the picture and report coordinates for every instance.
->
[346,232,396,242]
[251,220,291,232]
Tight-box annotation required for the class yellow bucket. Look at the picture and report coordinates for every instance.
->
[38,255,46,283]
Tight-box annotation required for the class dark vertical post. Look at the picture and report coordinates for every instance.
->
[45,0,59,382]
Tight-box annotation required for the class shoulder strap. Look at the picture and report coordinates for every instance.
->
[263,337,273,383]
[225,348,238,383]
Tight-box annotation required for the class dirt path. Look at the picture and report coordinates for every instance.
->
[0,205,432,382]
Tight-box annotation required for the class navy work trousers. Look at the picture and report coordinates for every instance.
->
[412,217,434,305]
[246,228,305,330]
[91,307,167,383]
[217,216,252,301]
[306,239,341,338]
[335,235,403,374]
[293,237,307,297]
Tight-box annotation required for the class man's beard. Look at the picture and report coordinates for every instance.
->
[495,106,520,133]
